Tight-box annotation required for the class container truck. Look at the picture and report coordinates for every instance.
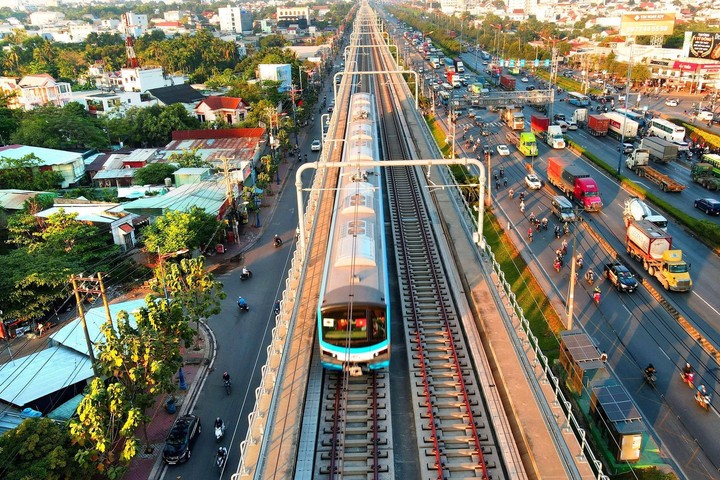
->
[530,114,565,149]
[546,157,603,211]
[625,220,692,291]
[446,71,461,87]
[640,137,678,164]
[502,108,525,130]
[625,149,686,192]
[572,108,588,126]
[444,57,456,73]
[587,114,609,136]
[623,197,668,231]
[505,131,538,157]
[691,162,720,190]
[499,74,516,91]
[604,111,639,140]
[430,56,440,69]
[453,58,465,73]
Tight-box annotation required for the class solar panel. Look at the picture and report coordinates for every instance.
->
[561,331,600,363]
[593,384,642,423]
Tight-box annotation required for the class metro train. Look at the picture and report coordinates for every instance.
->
[317,92,391,375]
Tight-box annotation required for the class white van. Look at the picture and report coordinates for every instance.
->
[442,82,453,91]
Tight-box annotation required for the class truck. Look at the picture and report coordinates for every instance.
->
[502,108,525,130]
[625,220,692,292]
[625,149,686,192]
[446,71,461,88]
[453,57,465,73]
[531,114,565,149]
[572,108,588,126]
[444,57,456,73]
[690,162,720,190]
[430,56,440,69]
[640,137,678,164]
[499,74,516,91]
[546,157,603,211]
[505,131,538,157]
[587,114,609,136]
[603,111,639,140]
[623,197,668,231]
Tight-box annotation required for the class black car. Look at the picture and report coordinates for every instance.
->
[694,198,720,216]
[603,263,638,293]
[163,414,202,465]
[553,113,566,122]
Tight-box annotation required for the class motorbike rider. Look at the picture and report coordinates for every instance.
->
[593,286,601,304]
[242,265,250,277]
[217,446,228,466]
[576,254,584,269]
[697,384,708,400]
[274,300,281,315]
[644,363,656,379]
[237,296,248,309]
[585,268,595,285]
[274,234,282,246]
[215,417,225,431]
[682,362,694,383]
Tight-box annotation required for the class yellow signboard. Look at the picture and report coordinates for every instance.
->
[620,12,675,36]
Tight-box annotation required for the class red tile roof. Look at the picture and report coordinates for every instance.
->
[197,96,247,110]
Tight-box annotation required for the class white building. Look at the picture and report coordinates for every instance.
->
[0,74,72,110]
[122,11,148,37]
[277,6,311,26]
[28,11,65,26]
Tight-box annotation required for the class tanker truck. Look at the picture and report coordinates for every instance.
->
[625,220,692,292]
[623,197,668,231]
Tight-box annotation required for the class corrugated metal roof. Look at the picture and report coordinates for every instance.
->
[0,145,82,166]
[0,347,93,407]
[0,189,54,210]
[121,177,226,216]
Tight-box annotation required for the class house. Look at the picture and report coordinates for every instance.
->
[0,74,73,110]
[162,128,265,173]
[121,176,229,219]
[173,167,213,186]
[0,145,85,188]
[35,199,139,251]
[147,84,206,110]
[0,189,55,212]
[194,96,249,125]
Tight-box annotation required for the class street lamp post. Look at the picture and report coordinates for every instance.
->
[616,42,634,175]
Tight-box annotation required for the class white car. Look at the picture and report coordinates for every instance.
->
[665,99,679,107]
[521,77,529,82]
[496,144,510,156]
[554,121,569,133]
[524,174,542,190]
[697,111,714,121]
[567,121,578,130]
[311,139,321,152]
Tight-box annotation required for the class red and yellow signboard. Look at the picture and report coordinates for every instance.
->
[620,13,675,37]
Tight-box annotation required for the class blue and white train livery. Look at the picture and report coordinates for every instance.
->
[317,93,390,374]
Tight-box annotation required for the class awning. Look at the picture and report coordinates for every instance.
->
[119,223,134,233]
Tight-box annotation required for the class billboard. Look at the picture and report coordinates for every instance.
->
[687,32,720,60]
[258,64,292,92]
[619,13,675,37]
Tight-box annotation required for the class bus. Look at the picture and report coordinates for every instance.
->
[648,118,686,143]
[614,108,645,127]
[701,154,720,175]
[567,92,590,107]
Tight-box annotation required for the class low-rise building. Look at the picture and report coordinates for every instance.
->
[0,74,72,110]
[194,96,249,125]
[0,144,84,188]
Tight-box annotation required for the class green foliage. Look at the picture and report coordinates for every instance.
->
[141,206,221,255]
[258,34,288,49]
[62,187,118,202]
[10,103,109,150]
[133,162,178,185]
[102,103,200,148]
[168,147,211,168]
[0,417,92,480]
[0,153,64,190]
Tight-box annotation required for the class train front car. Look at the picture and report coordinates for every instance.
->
[317,93,390,376]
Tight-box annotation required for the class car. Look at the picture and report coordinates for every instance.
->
[603,262,638,293]
[665,99,679,107]
[618,143,635,154]
[697,111,714,121]
[554,120,569,132]
[311,139,321,152]
[162,414,202,465]
[521,77,529,82]
[672,140,690,152]
[327,105,334,113]
[496,144,510,156]
[553,113,566,122]
[567,120,578,130]
[524,173,542,190]
[482,144,492,155]
[694,198,720,215]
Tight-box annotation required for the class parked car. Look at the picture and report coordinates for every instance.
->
[162,414,202,465]
[524,173,542,190]
[694,198,720,216]
[697,111,714,121]
[603,262,638,293]
[311,139,322,152]
[496,144,510,156]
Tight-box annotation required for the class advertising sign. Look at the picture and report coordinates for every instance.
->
[620,13,675,36]
[687,32,720,60]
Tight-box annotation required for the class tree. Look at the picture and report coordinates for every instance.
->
[0,417,92,480]
[155,256,226,340]
[141,207,221,255]
[168,147,211,168]
[132,162,178,185]
[0,153,64,190]
[11,103,109,150]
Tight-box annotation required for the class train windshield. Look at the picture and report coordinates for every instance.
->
[321,307,387,347]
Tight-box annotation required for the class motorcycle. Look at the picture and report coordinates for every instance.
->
[237,299,249,312]
[527,229,533,242]
[215,423,226,441]
[240,270,253,281]
[216,447,228,468]
[593,290,601,305]
[695,390,711,411]
[585,270,595,286]
[644,369,657,386]
[224,379,232,395]
[273,236,283,248]
[681,371,695,389]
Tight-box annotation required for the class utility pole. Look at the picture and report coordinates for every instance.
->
[288,83,302,148]
[71,274,107,376]
[221,157,239,243]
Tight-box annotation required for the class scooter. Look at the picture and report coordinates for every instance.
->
[695,391,711,411]
[224,379,232,395]
[238,302,249,312]
[681,372,695,389]
[593,290,601,305]
[644,369,657,386]
[215,423,226,441]
[240,270,253,281]
[273,236,283,248]
[216,447,228,468]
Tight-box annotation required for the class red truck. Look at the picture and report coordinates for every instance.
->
[499,74,516,91]
[546,157,603,211]
[587,114,609,136]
